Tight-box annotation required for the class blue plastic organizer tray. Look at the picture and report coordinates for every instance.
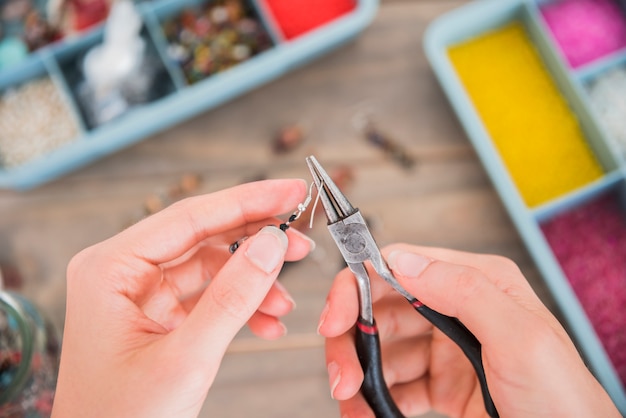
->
[0,0,378,189]
[424,0,626,413]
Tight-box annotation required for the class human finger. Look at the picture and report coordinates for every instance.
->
[325,331,364,401]
[284,227,316,261]
[426,330,479,417]
[104,178,307,271]
[172,226,289,364]
[175,278,296,323]
[338,393,376,418]
[247,311,287,340]
[256,280,296,318]
[320,242,539,340]
[317,268,360,338]
[333,350,433,418]
[388,378,432,417]
[318,252,428,339]
[385,248,550,348]
[327,333,433,413]
[382,243,539,301]
[193,218,314,262]
[140,278,188,331]
[161,244,225,301]
[161,219,313,301]
[140,179,306,263]
[317,265,402,339]
[176,277,296,322]
[373,295,433,342]
[380,335,431,387]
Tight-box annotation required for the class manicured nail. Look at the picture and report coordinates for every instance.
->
[317,301,330,334]
[387,251,432,278]
[327,361,341,399]
[245,226,288,273]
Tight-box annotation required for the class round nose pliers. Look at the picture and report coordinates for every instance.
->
[305,155,498,418]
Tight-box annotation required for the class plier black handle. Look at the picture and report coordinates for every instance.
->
[306,156,498,418]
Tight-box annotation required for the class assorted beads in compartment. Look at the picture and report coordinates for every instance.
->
[0,78,79,168]
[263,0,356,40]
[540,0,626,68]
[448,23,604,207]
[162,0,273,85]
[541,193,626,386]
[586,66,626,158]
[73,0,172,129]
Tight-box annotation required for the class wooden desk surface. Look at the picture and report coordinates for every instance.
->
[0,1,557,416]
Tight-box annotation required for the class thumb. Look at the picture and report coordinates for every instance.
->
[386,250,531,348]
[176,226,288,359]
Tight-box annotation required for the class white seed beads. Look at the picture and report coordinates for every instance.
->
[587,67,626,159]
[0,78,80,168]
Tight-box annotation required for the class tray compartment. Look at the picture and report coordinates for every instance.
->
[0,54,81,170]
[582,59,626,162]
[53,21,176,130]
[540,184,626,388]
[536,0,626,70]
[260,0,357,40]
[150,0,275,86]
[447,5,610,208]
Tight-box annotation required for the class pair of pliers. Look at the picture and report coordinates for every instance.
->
[305,156,498,418]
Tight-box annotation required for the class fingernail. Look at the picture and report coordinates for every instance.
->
[289,228,316,253]
[274,280,296,309]
[387,251,432,278]
[245,226,288,273]
[317,301,330,334]
[278,321,288,337]
[327,361,341,399]
[305,236,316,252]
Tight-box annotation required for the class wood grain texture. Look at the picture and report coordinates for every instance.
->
[0,1,558,417]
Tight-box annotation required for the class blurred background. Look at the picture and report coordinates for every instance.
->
[2,0,625,416]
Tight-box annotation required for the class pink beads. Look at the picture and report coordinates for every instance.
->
[541,0,626,68]
[541,193,626,386]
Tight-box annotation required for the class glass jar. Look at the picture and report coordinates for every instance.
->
[0,291,60,417]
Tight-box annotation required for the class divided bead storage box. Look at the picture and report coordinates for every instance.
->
[0,0,378,189]
[424,0,626,413]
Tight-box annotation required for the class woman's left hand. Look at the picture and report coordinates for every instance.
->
[52,179,314,418]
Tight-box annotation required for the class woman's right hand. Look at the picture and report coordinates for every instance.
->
[319,244,621,417]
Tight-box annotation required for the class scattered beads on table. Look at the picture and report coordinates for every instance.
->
[162,0,273,85]
[0,77,80,168]
[273,124,305,153]
[540,0,626,68]
[449,23,604,207]
[586,66,626,159]
[541,192,626,387]
[361,119,416,170]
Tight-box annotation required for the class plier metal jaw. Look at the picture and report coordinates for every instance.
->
[306,155,498,418]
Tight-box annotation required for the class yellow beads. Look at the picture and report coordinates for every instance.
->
[449,23,603,207]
